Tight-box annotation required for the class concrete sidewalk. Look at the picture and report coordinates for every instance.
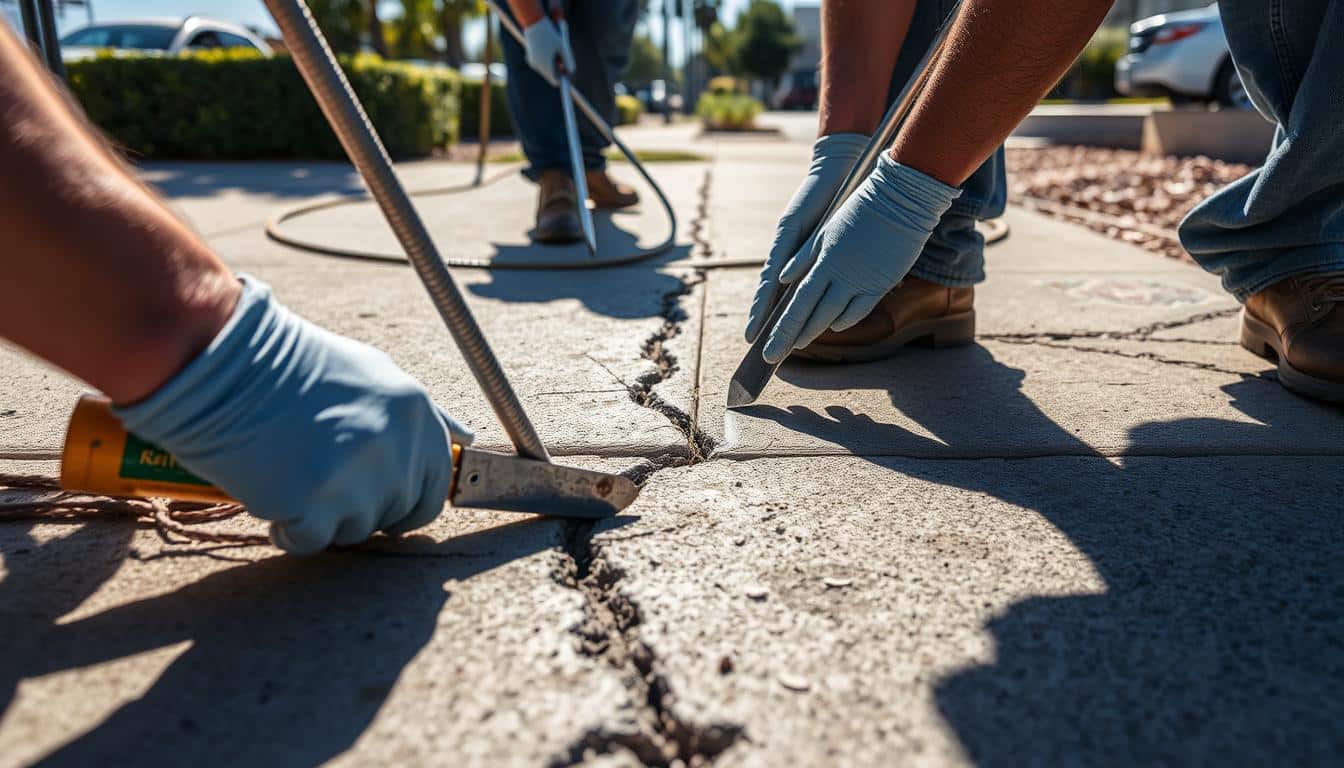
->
[2,113,1342,766]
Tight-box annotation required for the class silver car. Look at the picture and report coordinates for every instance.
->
[59,17,272,62]
[1115,3,1250,108]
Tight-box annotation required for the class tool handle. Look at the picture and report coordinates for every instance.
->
[60,395,462,505]
[549,4,571,75]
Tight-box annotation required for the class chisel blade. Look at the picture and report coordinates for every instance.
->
[726,281,800,408]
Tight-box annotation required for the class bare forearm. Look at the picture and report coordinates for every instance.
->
[818,0,915,136]
[0,27,238,404]
[891,0,1113,184]
[505,0,544,27]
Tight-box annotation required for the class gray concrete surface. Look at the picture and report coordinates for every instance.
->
[3,116,1343,767]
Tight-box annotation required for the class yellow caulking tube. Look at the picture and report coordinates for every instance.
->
[60,395,236,503]
[61,395,464,505]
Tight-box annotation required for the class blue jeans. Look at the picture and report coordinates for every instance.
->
[1179,0,1344,300]
[906,0,1009,287]
[499,0,639,181]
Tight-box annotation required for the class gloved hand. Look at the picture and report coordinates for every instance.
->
[114,275,473,555]
[523,18,576,86]
[745,133,870,343]
[762,153,961,364]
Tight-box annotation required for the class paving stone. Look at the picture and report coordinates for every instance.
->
[592,456,1344,766]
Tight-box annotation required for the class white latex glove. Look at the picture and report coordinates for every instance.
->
[523,18,576,86]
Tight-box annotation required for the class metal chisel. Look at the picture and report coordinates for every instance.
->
[553,5,597,256]
[60,395,638,519]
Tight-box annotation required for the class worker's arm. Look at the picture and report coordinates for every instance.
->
[504,0,574,85]
[745,0,916,341]
[817,0,914,137]
[762,0,1115,361]
[0,28,471,554]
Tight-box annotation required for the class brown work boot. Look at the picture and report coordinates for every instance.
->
[534,169,583,244]
[1240,271,1344,402]
[586,169,639,210]
[795,276,976,363]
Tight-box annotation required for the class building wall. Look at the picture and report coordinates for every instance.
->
[789,5,820,72]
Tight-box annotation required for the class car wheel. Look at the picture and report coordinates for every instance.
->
[1215,58,1253,110]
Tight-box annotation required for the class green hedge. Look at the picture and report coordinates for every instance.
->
[1051,28,1128,101]
[616,94,643,126]
[696,92,763,131]
[65,50,460,159]
[458,78,514,139]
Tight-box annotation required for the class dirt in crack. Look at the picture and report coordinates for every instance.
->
[627,274,715,463]
[551,522,743,767]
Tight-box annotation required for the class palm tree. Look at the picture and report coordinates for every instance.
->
[367,0,389,57]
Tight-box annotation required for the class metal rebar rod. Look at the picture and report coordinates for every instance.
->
[262,0,550,463]
[34,0,65,78]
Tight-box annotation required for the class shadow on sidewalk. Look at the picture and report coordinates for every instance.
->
[468,219,692,319]
[0,515,622,766]
[139,162,366,200]
[746,345,1344,763]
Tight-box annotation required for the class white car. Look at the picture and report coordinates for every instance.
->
[60,17,272,62]
[1115,3,1250,108]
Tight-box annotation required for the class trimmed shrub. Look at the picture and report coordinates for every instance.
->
[65,49,460,159]
[1051,28,1128,101]
[696,91,763,131]
[616,94,644,126]
[459,78,514,138]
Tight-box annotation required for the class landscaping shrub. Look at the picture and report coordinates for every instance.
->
[1051,28,1128,101]
[696,91,763,131]
[615,94,644,126]
[65,49,460,159]
[458,78,514,138]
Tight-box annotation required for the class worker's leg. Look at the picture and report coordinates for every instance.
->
[499,0,569,180]
[1178,0,1344,300]
[905,0,1007,288]
[566,0,640,171]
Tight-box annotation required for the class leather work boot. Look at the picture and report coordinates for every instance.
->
[586,169,640,210]
[534,169,583,244]
[1240,271,1344,402]
[795,276,976,363]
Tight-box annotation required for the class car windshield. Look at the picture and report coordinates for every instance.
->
[61,25,177,50]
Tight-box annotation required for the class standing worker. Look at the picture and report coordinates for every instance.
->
[751,0,1344,403]
[500,0,643,244]
[0,24,471,555]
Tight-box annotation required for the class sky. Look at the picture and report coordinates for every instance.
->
[4,1,815,63]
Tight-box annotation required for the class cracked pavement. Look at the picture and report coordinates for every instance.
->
[3,114,1343,766]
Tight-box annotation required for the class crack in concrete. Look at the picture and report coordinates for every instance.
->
[550,523,743,767]
[547,168,742,766]
[978,307,1266,377]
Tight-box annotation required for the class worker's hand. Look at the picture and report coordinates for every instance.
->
[745,133,870,343]
[523,18,575,86]
[762,154,961,364]
[114,276,473,555]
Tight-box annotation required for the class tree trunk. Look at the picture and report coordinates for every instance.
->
[368,0,389,57]
[441,8,466,67]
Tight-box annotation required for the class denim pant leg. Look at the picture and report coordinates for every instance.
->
[1178,0,1344,301]
[499,0,638,180]
[900,0,1008,287]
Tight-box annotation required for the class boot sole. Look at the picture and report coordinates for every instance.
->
[1240,308,1344,403]
[795,311,976,364]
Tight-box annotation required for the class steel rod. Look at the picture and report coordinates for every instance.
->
[262,0,550,462]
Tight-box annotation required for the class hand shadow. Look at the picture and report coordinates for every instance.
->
[750,344,1344,763]
[2,514,631,766]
